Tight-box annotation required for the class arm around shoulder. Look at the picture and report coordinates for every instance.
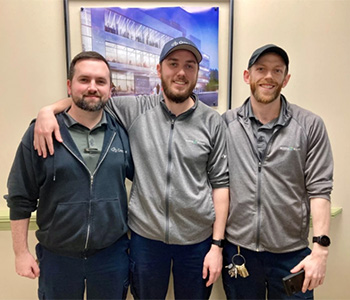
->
[34,98,72,157]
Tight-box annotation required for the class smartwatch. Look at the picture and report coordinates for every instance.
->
[212,239,225,248]
[312,235,331,247]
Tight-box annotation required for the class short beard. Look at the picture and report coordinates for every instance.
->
[250,81,283,104]
[73,96,107,112]
[161,78,196,104]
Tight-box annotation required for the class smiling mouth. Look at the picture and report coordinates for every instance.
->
[174,80,187,85]
[84,95,100,99]
[260,84,275,89]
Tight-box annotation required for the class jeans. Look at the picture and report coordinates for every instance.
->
[36,234,129,300]
[129,231,213,300]
[222,241,314,300]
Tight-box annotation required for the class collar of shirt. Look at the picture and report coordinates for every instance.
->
[62,108,108,130]
[247,97,287,128]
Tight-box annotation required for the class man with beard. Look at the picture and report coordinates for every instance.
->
[222,45,333,299]
[32,37,229,300]
[5,51,133,299]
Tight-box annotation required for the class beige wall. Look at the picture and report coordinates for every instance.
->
[0,0,349,299]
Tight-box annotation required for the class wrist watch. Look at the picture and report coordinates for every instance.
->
[212,239,225,248]
[312,235,331,247]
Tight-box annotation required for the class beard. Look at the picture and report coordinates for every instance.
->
[161,76,197,104]
[250,79,283,104]
[72,95,107,112]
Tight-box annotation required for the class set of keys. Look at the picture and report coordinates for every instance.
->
[225,245,249,278]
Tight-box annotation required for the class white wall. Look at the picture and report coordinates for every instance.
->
[0,0,349,299]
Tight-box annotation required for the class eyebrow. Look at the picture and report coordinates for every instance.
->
[167,57,197,64]
[255,63,284,69]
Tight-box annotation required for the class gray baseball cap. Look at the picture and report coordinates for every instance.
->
[248,44,289,69]
[159,37,202,64]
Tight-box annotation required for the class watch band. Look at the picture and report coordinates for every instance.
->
[312,235,331,247]
[211,239,225,248]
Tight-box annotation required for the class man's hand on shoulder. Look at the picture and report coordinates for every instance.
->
[34,106,62,158]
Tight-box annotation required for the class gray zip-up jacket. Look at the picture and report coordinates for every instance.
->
[106,93,229,245]
[222,96,333,253]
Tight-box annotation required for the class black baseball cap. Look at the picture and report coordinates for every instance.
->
[159,37,202,64]
[248,44,289,70]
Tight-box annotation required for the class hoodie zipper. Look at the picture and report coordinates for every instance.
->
[62,131,117,254]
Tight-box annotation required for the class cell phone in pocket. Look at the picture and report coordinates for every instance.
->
[282,269,305,296]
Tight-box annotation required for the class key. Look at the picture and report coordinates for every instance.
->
[236,263,249,278]
[231,246,250,278]
[225,263,237,278]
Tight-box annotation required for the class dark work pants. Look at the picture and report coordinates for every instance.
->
[129,231,213,300]
[222,241,314,300]
[35,235,129,300]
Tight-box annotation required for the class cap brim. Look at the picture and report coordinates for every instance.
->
[164,45,202,63]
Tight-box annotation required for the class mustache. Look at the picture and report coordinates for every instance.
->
[83,94,101,98]
[258,79,278,85]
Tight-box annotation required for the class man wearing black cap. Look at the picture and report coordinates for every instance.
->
[32,37,229,300]
[222,45,333,299]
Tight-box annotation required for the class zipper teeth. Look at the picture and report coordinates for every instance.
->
[84,133,117,250]
[256,161,262,251]
[165,119,175,243]
[254,128,281,251]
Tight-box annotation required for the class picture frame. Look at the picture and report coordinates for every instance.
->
[63,0,234,109]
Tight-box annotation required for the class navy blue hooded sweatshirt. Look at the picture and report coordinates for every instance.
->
[5,111,133,258]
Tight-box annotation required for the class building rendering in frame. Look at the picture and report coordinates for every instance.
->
[81,7,218,106]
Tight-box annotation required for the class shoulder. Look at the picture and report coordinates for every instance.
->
[288,103,326,129]
[222,107,241,125]
[108,94,160,108]
[196,101,225,124]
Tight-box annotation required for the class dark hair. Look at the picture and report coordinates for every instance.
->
[68,51,112,83]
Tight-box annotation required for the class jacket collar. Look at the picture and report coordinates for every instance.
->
[160,93,198,119]
[238,94,291,126]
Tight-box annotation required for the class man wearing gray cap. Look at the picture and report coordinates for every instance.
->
[222,44,333,299]
[32,37,229,300]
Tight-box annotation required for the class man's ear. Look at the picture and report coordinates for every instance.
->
[243,70,250,84]
[282,74,291,88]
[156,63,161,78]
[67,80,72,96]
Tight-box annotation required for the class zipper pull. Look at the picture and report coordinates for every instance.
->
[258,161,262,172]
[171,119,175,129]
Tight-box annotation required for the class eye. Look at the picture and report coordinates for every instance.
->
[97,79,107,85]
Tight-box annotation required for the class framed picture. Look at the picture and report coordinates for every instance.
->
[63,0,234,110]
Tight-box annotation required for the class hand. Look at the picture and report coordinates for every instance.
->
[33,106,62,158]
[202,245,223,287]
[15,252,40,279]
[290,245,328,293]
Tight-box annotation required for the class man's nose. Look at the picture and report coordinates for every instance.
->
[88,81,98,92]
[176,67,186,76]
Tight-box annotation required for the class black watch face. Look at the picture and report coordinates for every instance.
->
[320,235,331,246]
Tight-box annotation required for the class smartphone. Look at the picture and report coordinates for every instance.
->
[282,269,305,296]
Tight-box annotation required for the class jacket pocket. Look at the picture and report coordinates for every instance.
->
[88,198,128,249]
[45,202,88,252]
